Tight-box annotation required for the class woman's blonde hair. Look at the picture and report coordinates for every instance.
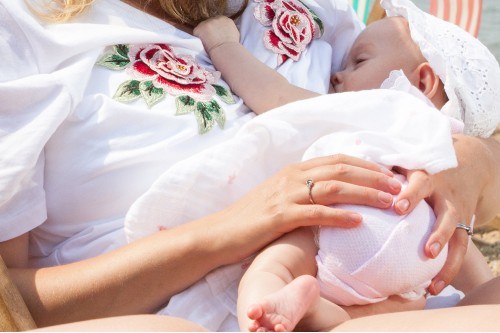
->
[25,0,248,25]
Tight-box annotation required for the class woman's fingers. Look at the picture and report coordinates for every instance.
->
[424,198,461,259]
[300,154,393,177]
[288,204,363,228]
[428,230,469,295]
[308,164,402,195]
[423,188,472,294]
[392,169,433,214]
[248,154,405,234]
[307,180,395,209]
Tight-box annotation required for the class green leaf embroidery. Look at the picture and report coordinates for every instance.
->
[96,54,130,70]
[175,95,197,115]
[97,44,231,135]
[140,81,165,108]
[194,100,225,135]
[96,44,130,70]
[212,84,236,105]
[312,16,324,35]
[115,44,130,59]
[113,80,141,102]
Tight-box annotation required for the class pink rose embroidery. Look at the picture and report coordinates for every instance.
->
[96,44,236,134]
[254,0,323,65]
[127,44,219,102]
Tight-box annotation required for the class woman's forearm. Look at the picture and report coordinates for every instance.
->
[11,212,249,327]
[453,134,500,225]
[5,154,407,327]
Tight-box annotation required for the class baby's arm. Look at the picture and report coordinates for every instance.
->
[194,16,317,115]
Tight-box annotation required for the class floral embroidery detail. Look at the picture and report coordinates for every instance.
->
[253,0,323,65]
[96,44,236,134]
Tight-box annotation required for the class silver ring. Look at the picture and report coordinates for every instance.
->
[456,223,473,236]
[306,179,316,204]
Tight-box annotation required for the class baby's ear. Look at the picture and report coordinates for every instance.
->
[415,62,441,99]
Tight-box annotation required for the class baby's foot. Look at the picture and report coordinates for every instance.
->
[247,275,320,332]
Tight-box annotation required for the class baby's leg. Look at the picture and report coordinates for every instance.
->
[237,227,349,332]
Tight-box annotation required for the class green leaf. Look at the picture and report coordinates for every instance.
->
[96,54,131,70]
[175,95,197,115]
[140,81,165,108]
[212,84,236,104]
[313,16,324,35]
[113,80,141,102]
[114,44,130,59]
[194,100,225,134]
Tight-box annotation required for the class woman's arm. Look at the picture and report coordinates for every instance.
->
[0,155,401,327]
[194,16,315,114]
[3,219,233,327]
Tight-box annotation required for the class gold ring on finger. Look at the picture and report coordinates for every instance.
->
[306,179,316,205]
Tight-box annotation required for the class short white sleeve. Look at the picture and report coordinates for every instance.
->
[0,1,79,241]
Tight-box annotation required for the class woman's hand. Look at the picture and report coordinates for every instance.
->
[215,154,403,263]
[392,134,499,295]
[194,16,240,53]
[394,168,473,295]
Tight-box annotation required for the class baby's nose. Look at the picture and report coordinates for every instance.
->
[330,72,343,85]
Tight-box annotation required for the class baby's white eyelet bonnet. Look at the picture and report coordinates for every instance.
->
[381,0,500,137]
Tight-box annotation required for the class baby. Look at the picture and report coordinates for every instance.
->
[193,0,500,331]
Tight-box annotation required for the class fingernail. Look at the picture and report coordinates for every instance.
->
[434,280,446,294]
[388,178,401,191]
[430,242,441,258]
[378,192,393,204]
[396,199,410,212]
[348,213,362,224]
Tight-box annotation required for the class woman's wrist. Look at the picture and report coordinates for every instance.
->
[175,209,252,269]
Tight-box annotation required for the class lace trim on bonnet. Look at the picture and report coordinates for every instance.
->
[381,0,500,137]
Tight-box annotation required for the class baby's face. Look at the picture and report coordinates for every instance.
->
[331,17,424,93]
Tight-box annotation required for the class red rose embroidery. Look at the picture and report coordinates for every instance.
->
[96,44,236,134]
[254,0,323,65]
[127,44,220,101]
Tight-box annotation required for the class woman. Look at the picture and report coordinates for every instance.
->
[0,0,498,329]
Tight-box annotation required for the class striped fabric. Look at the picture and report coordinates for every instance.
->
[348,0,483,36]
[429,0,483,37]
[347,0,376,24]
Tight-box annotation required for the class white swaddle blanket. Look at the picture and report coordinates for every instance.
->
[124,81,459,330]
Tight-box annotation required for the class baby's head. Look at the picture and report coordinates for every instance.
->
[331,16,448,110]
[333,0,500,137]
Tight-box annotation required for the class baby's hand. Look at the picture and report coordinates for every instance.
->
[194,16,240,54]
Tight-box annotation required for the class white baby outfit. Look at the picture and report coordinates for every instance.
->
[125,71,458,329]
